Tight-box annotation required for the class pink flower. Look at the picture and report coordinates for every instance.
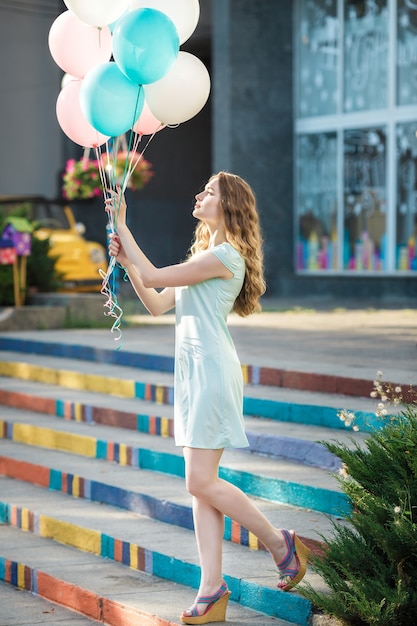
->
[66,159,76,173]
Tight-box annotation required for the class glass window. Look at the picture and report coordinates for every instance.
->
[296,0,339,118]
[396,121,417,270]
[397,0,417,106]
[344,0,388,112]
[295,0,417,275]
[343,128,387,270]
[296,133,338,270]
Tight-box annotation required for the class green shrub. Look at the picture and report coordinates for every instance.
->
[27,229,62,293]
[300,375,417,625]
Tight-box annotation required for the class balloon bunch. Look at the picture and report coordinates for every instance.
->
[48,0,210,340]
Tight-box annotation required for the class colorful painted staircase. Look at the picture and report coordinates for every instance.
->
[0,329,379,626]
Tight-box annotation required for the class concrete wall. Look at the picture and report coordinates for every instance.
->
[0,1,64,197]
[212,0,294,297]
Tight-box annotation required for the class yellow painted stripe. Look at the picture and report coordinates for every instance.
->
[17,563,25,589]
[248,531,259,550]
[110,378,135,398]
[86,373,135,397]
[85,374,110,394]
[39,515,101,555]
[74,403,83,422]
[161,417,169,438]
[241,365,249,384]
[0,361,12,376]
[155,386,164,404]
[57,369,86,390]
[21,507,30,531]
[130,544,138,570]
[0,361,32,380]
[119,444,128,466]
[32,365,58,385]
[0,362,135,399]
[12,424,96,457]
[72,475,80,498]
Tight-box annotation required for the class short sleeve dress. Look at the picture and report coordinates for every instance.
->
[174,242,250,449]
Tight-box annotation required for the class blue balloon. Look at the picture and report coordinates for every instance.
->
[112,8,179,85]
[80,62,144,137]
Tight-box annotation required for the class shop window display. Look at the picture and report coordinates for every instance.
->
[396,122,417,270]
[295,0,417,274]
[343,128,387,270]
[296,0,338,118]
[344,0,388,112]
[296,133,338,270]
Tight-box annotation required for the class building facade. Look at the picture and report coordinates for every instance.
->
[213,0,416,300]
[1,0,416,301]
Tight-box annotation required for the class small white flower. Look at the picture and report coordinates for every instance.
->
[394,506,401,514]
[395,386,401,393]
[353,425,359,431]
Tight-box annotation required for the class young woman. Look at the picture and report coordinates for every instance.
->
[107,172,310,625]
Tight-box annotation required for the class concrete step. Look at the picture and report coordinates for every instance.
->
[0,350,382,432]
[0,376,370,471]
[0,329,398,398]
[0,525,298,626]
[0,437,337,551]
[0,579,101,625]
[0,406,348,518]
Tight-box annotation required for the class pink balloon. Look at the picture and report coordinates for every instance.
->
[56,80,110,148]
[49,10,112,79]
[132,100,166,136]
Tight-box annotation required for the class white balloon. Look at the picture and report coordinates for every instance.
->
[64,0,130,27]
[144,51,210,125]
[129,0,199,44]
[61,73,77,89]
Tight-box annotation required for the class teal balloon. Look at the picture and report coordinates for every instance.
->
[113,8,179,85]
[80,62,144,137]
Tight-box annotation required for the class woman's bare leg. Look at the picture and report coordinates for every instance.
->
[181,447,298,616]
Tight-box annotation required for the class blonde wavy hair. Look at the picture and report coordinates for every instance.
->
[189,171,266,316]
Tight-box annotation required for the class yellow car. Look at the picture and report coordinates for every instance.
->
[0,196,107,292]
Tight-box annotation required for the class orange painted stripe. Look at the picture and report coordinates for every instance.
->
[114,539,123,563]
[37,571,101,621]
[0,456,49,488]
[149,416,157,435]
[231,520,241,544]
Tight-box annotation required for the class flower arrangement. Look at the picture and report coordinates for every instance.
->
[103,151,154,191]
[62,158,101,200]
[62,153,153,201]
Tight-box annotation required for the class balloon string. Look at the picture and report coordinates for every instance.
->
[95,142,124,344]
[99,255,124,344]
[96,104,159,343]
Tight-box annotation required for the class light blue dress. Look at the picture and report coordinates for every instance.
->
[174,242,250,449]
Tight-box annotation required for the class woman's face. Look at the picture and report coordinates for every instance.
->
[193,177,223,227]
